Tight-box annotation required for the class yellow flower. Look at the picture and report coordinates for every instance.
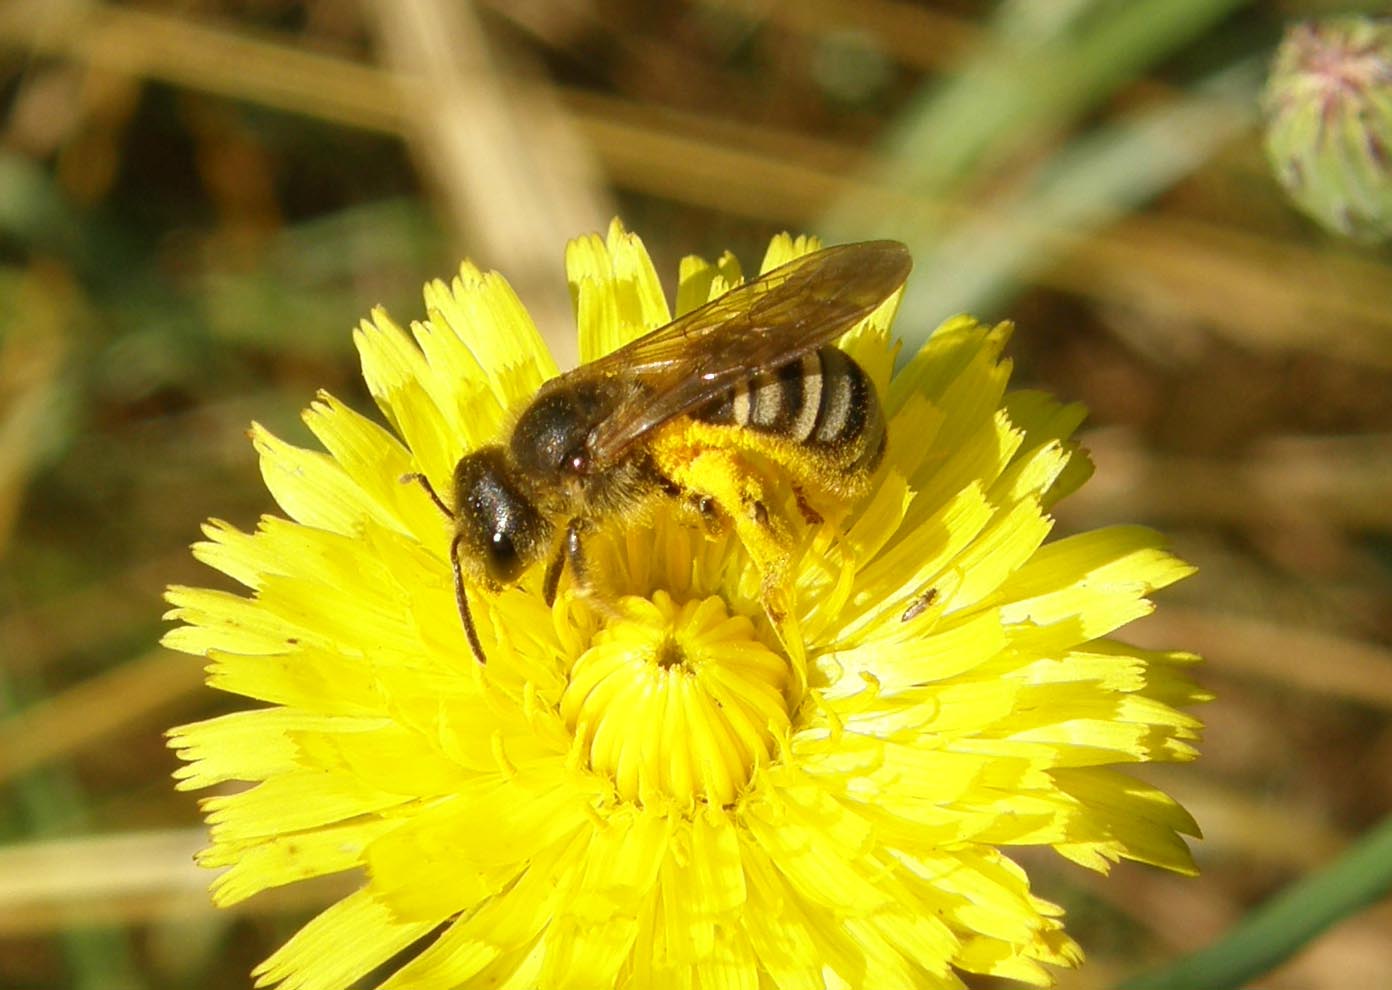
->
[167,221,1206,990]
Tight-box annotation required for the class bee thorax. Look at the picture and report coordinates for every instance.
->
[510,380,615,481]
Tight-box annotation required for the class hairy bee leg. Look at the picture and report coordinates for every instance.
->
[449,533,487,664]
[793,486,823,526]
[542,539,567,607]
[694,495,723,535]
[564,517,594,591]
[557,518,628,623]
[401,472,453,518]
[657,446,794,620]
[652,465,724,536]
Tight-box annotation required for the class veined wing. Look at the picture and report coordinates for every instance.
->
[582,240,910,466]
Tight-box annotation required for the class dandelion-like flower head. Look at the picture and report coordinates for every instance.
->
[167,222,1205,990]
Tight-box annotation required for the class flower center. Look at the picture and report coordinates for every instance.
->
[559,591,791,807]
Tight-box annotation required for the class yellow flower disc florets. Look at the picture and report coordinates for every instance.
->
[166,220,1208,990]
[562,592,790,807]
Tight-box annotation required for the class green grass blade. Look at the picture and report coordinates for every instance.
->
[1120,813,1392,990]
[822,0,1252,234]
[895,60,1260,338]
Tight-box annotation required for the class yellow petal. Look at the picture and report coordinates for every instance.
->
[251,889,433,990]
[206,818,392,906]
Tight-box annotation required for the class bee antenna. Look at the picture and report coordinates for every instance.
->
[450,533,487,664]
[401,472,453,519]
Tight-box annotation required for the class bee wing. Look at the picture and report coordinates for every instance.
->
[582,240,910,466]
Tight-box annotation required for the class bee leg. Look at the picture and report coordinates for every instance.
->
[695,495,724,535]
[792,486,823,527]
[564,517,594,591]
[450,533,487,664]
[654,464,725,536]
[671,493,725,536]
[736,496,798,636]
[741,496,791,585]
[559,518,630,623]
[542,539,567,607]
[661,447,794,620]
[401,472,453,519]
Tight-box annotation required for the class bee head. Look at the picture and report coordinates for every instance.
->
[451,446,553,586]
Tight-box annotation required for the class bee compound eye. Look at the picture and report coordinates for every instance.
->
[487,528,520,579]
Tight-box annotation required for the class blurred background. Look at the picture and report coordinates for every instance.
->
[2,0,1391,988]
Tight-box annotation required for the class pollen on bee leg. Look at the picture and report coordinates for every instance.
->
[652,433,790,557]
[793,486,823,526]
[665,491,724,538]
[691,494,724,535]
[763,587,808,696]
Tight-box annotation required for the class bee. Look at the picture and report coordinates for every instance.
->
[406,240,911,663]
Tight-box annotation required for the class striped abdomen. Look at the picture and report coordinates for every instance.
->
[696,346,885,473]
